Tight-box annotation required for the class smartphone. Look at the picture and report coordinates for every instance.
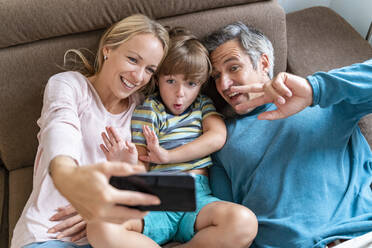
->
[109,172,196,212]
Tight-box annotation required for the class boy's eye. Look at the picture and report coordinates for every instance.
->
[166,79,175,84]
[128,56,137,63]
[188,81,198,87]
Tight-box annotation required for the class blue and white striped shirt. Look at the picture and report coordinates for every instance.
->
[131,93,219,172]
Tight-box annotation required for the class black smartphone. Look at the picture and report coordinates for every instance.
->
[109,172,196,212]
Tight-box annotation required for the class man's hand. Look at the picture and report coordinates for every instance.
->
[233,72,313,120]
[139,125,170,164]
[48,205,86,242]
[100,126,138,164]
[50,156,160,224]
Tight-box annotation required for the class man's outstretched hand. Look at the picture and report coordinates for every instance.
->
[232,72,313,120]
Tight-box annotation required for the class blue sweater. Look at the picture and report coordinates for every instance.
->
[210,59,372,248]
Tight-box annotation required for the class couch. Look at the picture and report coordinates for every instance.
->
[0,0,371,247]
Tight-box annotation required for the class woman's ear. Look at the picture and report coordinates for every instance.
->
[102,45,111,58]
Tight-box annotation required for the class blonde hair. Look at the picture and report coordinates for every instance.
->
[64,14,169,93]
[155,27,211,91]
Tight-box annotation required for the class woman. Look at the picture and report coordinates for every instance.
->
[11,14,169,248]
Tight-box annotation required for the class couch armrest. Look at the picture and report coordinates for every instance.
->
[286,6,372,77]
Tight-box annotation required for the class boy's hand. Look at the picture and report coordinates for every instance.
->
[139,125,170,164]
[100,126,138,164]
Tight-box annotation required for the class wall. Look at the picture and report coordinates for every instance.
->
[277,0,331,13]
[277,0,372,44]
[330,0,372,41]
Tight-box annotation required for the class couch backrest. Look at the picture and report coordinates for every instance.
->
[0,0,286,172]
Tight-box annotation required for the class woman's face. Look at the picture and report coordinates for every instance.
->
[101,33,164,100]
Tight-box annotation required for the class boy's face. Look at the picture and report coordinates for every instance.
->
[158,74,202,115]
[210,39,269,115]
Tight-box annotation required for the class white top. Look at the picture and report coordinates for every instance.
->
[11,71,141,247]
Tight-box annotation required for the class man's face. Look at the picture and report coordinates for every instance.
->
[210,39,269,115]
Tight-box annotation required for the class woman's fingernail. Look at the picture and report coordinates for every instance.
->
[48,228,55,233]
[57,234,64,239]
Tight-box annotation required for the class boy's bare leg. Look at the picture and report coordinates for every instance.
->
[175,201,258,248]
[87,219,160,248]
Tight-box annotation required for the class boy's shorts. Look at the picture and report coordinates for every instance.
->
[143,174,221,245]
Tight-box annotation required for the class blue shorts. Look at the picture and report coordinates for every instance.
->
[143,174,221,245]
[23,240,92,248]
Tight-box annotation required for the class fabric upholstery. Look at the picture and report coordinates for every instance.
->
[0,0,268,48]
[359,115,372,148]
[159,0,287,76]
[286,6,372,77]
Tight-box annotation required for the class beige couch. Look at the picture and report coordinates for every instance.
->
[0,0,371,247]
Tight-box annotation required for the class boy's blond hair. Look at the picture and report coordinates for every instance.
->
[155,27,211,90]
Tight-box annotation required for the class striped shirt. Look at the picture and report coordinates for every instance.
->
[131,93,220,172]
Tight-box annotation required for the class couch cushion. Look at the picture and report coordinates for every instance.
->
[9,166,33,242]
[0,0,269,48]
[286,6,372,77]
[160,0,287,76]
[0,0,286,171]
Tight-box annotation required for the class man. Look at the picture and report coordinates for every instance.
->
[203,22,372,248]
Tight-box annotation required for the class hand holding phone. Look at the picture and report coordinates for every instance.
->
[109,172,196,212]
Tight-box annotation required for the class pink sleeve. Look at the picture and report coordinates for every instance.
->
[36,74,83,174]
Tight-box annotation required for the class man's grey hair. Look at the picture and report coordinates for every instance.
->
[203,22,275,79]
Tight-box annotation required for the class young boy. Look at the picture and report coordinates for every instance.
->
[90,28,257,248]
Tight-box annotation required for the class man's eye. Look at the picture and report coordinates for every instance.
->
[128,57,137,63]
[230,65,239,72]
[212,74,220,80]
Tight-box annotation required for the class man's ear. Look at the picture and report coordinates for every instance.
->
[260,53,270,77]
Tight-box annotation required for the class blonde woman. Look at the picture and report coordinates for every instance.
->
[11,14,169,248]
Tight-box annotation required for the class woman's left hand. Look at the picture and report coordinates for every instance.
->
[48,204,87,242]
